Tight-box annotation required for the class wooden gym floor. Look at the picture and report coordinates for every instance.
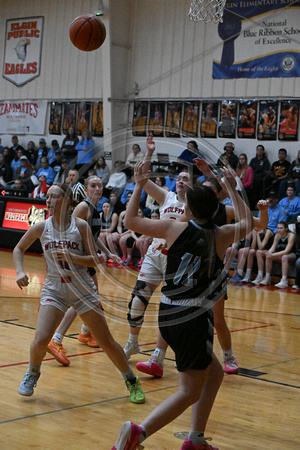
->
[0,249,299,449]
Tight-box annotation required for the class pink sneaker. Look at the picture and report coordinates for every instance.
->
[112,421,143,450]
[136,354,163,378]
[224,356,239,374]
[181,438,219,450]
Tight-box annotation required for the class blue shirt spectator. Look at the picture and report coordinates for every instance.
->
[278,185,300,222]
[178,140,205,164]
[259,194,286,234]
[97,195,109,212]
[76,130,95,165]
[36,138,49,165]
[121,182,146,205]
[46,139,61,165]
[36,157,55,185]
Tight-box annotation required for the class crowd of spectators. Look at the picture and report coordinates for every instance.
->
[1,134,300,285]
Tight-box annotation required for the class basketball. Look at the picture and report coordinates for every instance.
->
[69,14,106,52]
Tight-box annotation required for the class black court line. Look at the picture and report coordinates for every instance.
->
[238,373,300,389]
[0,384,177,425]
[252,357,300,370]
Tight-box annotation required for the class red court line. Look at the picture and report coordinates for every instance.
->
[225,323,276,334]
[224,316,275,325]
[291,327,300,330]
[0,342,157,369]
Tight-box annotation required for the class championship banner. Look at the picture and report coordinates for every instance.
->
[213,1,300,79]
[3,16,44,86]
[0,100,47,134]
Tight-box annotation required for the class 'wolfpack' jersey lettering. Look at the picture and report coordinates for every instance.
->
[40,216,87,277]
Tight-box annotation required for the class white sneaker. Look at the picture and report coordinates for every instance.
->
[123,341,140,360]
[292,285,300,289]
[260,277,271,286]
[241,276,250,283]
[252,276,262,285]
[275,280,288,289]
[224,356,239,374]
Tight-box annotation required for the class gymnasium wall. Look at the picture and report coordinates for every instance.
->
[0,0,300,166]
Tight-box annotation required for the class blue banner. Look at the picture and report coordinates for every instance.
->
[213,0,300,79]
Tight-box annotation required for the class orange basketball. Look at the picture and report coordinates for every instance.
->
[69,14,106,52]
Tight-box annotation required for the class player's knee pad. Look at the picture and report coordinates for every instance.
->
[127,281,152,327]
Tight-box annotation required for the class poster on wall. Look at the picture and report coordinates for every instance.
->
[218,101,237,138]
[182,101,199,137]
[0,100,47,134]
[49,102,62,135]
[3,16,44,86]
[213,2,300,79]
[63,102,77,134]
[278,100,299,141]
[76,102,91,135]
[257,100,278,141]
[132,101,148,136]
[200,101,218,138]
[165,102,182,138]
[237,100,257,139]
[92,101,103,136]
[148,102,165,137]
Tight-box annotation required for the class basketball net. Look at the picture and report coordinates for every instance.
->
[188,0,226,24]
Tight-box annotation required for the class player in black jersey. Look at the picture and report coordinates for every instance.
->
[112,162,269,450]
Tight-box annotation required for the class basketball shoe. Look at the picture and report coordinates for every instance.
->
[126,376,145,404]
[136,354,163,378]
[18,369,40,396]
[181,438,219,449]
[224,355,239,374]
[78,331,99,347]
[112,421,145,450]
[47,338,70,366]
[123,340,140,359]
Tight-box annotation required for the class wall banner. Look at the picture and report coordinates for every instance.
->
[0,100,47,134]
[3,16,44,86]
[213,2,300,79]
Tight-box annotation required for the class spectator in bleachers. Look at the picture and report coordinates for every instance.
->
[25,140,38,166]
[14,155,34,190]
[126,143,145,167]
[36,138,49,166]
[99,201,118,247]
[10,135,25,156]
[2,146,13,164]
[145,176,169,213]
[109,190,126,215]
[249,144,271,206]
[31,175,49,199]
[0,152,13,186]
[46,139,61,165]
[217,142,239,170]
[178,140,205,165]
[105,160,127,198]
[0,138,3,153]
[264,148,291,196]
[65,168,86,203]
[227,232,254,283]
[235,153,254,208]
[61,126,79,163]
[13,177,27,192]
[165,163,177,192]
[94,156,110,186]
[11,148,25,176]
[36,157,56,185]
[254,221,296,288]
[278,149,300,199]
[75,129,95,177]
[107,202,132,260]
[278,184,300,223]
[121,172,147,207]
[51,149,63,175]
[53,158,69,183]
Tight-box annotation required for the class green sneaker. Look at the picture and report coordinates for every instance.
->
[126,376,145,404]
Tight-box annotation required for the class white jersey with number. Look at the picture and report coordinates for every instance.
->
[138,191,185,285]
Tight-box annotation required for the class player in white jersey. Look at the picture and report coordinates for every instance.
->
[123,134,192,370]
[14,183,145,404]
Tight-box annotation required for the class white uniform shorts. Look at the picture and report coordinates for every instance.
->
[137,248,167,286]
[40,273,101,315]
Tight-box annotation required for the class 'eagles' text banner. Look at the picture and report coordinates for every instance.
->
[0,100,47,134]
[213,1,300,79]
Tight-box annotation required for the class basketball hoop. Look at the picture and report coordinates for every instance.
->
[188,0,226,24]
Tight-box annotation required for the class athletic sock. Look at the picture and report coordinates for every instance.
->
[128,333,138,344]
[188,430,205,445]
[29,363,41,374]
[53,332,64,344]
[154,348,166,364]
[258,270,263,278]
[245,268,252,278]
[223,348,233,359]
[138,425,148,444]
[81,324,90,334]
[282,275,288,281]
[121,366,136,383]
[265,272,271,281]
[237,268,243,276]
